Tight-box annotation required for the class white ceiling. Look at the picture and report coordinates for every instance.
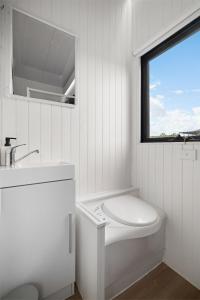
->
[13,10,75,88]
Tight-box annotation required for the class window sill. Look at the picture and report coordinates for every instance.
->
[141,137,200,143]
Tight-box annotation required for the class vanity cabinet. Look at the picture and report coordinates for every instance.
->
[0,164,75,300]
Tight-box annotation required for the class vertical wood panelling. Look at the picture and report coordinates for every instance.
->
[28,101,41,163]
[40,103,51,161]
[0,0,132,196]
[182,145,195,282]
[2,97,17,139]
[16,99,29,158]
[132,0,200,289]
[87,0,96,194]
[193,145,200,287]
[102,0,111,191]
[78,0,88,195]
[61,107,71,162]
[95,0,103,192]
[51,105,62,161]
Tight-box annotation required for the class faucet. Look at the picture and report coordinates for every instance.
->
[10,144,39,166]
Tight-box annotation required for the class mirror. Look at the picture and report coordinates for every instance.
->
[12,10,75,104]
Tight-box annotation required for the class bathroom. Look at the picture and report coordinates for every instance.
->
[0,0,200,299]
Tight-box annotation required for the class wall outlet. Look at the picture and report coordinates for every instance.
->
[181,149,197,161]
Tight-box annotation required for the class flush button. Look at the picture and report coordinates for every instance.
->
[181,149,197,161]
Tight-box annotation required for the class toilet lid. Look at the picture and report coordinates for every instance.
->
[102,195,158,227]
[3,285,38,300]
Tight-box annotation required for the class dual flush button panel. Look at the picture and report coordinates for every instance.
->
[181,148,197,161]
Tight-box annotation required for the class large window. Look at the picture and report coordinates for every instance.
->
[141,17,200,142]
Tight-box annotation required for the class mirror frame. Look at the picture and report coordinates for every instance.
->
[8,5,78,107]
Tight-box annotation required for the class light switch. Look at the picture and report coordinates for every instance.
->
[181,149,197,161]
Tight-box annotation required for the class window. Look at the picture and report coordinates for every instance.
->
[141,16,200,142]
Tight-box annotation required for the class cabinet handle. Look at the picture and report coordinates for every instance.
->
[68,213,72,253]
[0,190,2,216]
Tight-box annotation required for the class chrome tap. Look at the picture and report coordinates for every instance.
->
[10,144,39,166]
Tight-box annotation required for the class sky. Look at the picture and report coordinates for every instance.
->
[149,28,200,137]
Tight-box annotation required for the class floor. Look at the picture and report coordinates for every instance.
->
[69,263,200,300]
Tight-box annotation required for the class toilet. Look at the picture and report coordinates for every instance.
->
[85,193,166,299]
[93,194,165,245]
[2,285,39,300]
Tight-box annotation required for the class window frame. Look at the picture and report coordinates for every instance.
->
[141,16,200,143]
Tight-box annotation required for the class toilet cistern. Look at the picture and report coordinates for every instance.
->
[10,144,39,166]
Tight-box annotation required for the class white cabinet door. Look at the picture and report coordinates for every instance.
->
[0,180,75,299]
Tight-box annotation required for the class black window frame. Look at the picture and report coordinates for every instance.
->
[141,16,200,143]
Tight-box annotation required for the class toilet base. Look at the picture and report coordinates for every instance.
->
[105,225,165,300]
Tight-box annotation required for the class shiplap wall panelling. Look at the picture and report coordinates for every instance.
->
[163,144,174,266]
[87,0,96,194]
[94,0,103,193]
[165,144,183,268]
[78,0,88,196]
[102,0,111,192]
[181,144,195,284]
[121,0,132,190]
[193,144,200,287]
[28,101,41,163]
[2,97,16,140]
[132,0,200,289]
[51,105,62,161]
[62,107,72,162]
[110,0,117,190]
[40,103,52,162]
[16,98,29,158]
[154,144,164,209]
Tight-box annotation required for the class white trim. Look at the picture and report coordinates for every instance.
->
[27,87,66,101]
[133,6,200,57]
[7,93,75,109]
[78,187,139,203]
[5,3,79,107]
[64,79,75,97]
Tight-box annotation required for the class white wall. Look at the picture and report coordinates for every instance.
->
[132,0,200,289]
[0,0,132,196]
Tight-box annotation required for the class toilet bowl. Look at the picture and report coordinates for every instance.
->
[93,194,165,245]
[2,285,39,300]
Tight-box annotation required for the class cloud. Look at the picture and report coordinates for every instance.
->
[150,96,200,136]
[150,81,160,90]
[173,89,184,95]
[171,89,200,95]
[156,94,164,99]
[192,107,200,114]
[150,95,165,118]
[192,89,200,93]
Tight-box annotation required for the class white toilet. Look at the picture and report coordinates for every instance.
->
[93,194,165,245]
[2,285,39,300]
[85,194,166,299]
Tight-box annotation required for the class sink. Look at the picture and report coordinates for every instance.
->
[0,162,74,188]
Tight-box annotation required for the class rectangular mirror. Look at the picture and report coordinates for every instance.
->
[12,10,76,104]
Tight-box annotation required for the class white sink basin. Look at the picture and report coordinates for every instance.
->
[0,162,74,188]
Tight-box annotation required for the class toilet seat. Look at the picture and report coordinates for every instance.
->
[2,285,38,300]
[102,195,158,227]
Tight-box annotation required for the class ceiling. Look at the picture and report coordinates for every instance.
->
[13,10,75,88]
